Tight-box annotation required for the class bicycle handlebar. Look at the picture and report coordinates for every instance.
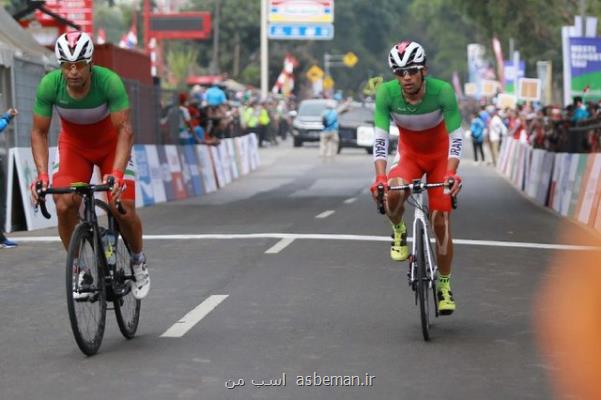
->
[375,179,459,213]
[35,177,126,219]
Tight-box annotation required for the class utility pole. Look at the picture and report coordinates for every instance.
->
[580,0,586,36]
[211,0,221,74]
[260,0,268,99]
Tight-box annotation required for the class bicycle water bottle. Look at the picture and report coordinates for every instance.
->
[102,230,116,266]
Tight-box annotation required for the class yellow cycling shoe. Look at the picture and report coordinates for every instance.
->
[437,286,456,315]
[390,222,409,262]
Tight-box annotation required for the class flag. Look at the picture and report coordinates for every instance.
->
[119,16,138,49]
[492,36,505,92]
[97,28,106,45]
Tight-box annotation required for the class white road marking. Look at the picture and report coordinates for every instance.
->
[315,210,335,219]
[344,198,357,204]
[265,238,295,254]
[161,295,229,338]
[10,233,600,251]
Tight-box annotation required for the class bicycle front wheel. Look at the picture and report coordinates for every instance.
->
[95,199,140,339]
[113,232,140,339]
[66,223,107,356]
[415,222,431,341]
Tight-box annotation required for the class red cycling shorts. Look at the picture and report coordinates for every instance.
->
[52,130,136,201]
[388,129,451,212]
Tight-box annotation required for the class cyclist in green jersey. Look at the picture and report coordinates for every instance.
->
[30,31,150,300]
[369,41,463,314]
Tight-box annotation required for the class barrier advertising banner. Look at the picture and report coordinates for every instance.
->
[157,146,176,201]
[196,145,218,193]
[164,145,188,200]
[13,147,57,230]
[236,136,251,175]
[225,139,240,180]
[537,152,555,206]
[248,133,261,170]
[218,142,233,185]
[133,145,155,206]
[145,145,167,204]
[177,146,195,197]
[576,154,601,225]
[211,145,227,188]
[180,145,204,197]
[569,37,601,101]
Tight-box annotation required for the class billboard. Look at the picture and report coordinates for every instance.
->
[149,12,211,40]
[569,37,601,101]
[504,60,525,94]
[269,0,334,23]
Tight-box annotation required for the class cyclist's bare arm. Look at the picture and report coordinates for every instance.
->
[110,108,134,174]
[30,114,52,202]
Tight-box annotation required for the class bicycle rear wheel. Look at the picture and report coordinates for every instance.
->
[96,200,140,339]
[66,222,106,356]
[415,222,431,341]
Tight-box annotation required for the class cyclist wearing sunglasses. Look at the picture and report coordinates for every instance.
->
[370,40,463,315]
[30,31,150,300]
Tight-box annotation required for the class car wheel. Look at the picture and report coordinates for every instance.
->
[366,147,373,155]
[293,137,302,147]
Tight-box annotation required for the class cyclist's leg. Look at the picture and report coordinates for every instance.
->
[52,141,93,250]
[387,152,422,261]
[386,151,421,223]
[101,155,143,254]
[427,157,455,314]
[426,157,453,276]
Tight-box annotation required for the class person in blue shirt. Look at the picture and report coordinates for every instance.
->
[205,84,227,107]
[320,100,339,158]
[572,96,590,124]
[0,108,18,248]
[470,111,486,163]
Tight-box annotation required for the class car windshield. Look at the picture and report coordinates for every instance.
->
[339,107,373,125]
[298,101,328,116]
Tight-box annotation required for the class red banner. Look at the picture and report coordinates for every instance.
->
[35,0,93,34]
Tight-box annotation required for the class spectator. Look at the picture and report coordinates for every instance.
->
[572,96,590,124]
[488,108,508,166]
[0,108,18,248]
[257,101,271,147]
[320,100,339,159]
[177,92,195,145]
[205,84,227,107]
[469,111,485,164]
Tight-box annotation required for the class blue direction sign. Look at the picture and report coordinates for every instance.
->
[268,23,334,40]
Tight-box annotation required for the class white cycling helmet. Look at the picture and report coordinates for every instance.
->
[388,41,426,72]
[55,31,94,63]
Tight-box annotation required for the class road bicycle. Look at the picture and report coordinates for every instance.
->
[376,179,457,341]
[36,179,140,355]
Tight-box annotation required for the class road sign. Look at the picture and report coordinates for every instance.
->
[323,75,334,90]
[268,23,334,40]
[306,65,324,82]
[342,52,358,67]
[269,0,334,23]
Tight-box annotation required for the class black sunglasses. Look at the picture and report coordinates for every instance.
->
[395,67,423,77]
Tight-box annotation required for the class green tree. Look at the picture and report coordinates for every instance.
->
[165,43,200,89]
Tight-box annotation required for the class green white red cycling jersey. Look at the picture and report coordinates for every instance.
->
[33,65,136,199]
[374,77,463,211]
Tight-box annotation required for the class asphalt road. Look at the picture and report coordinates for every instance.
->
[1,139,593,400]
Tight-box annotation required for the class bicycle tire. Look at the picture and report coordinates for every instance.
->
[95,200,140,339]
[66,222,107,356]
[415,222,431,341]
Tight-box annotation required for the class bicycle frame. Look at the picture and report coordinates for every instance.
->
[409,190,437,288]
